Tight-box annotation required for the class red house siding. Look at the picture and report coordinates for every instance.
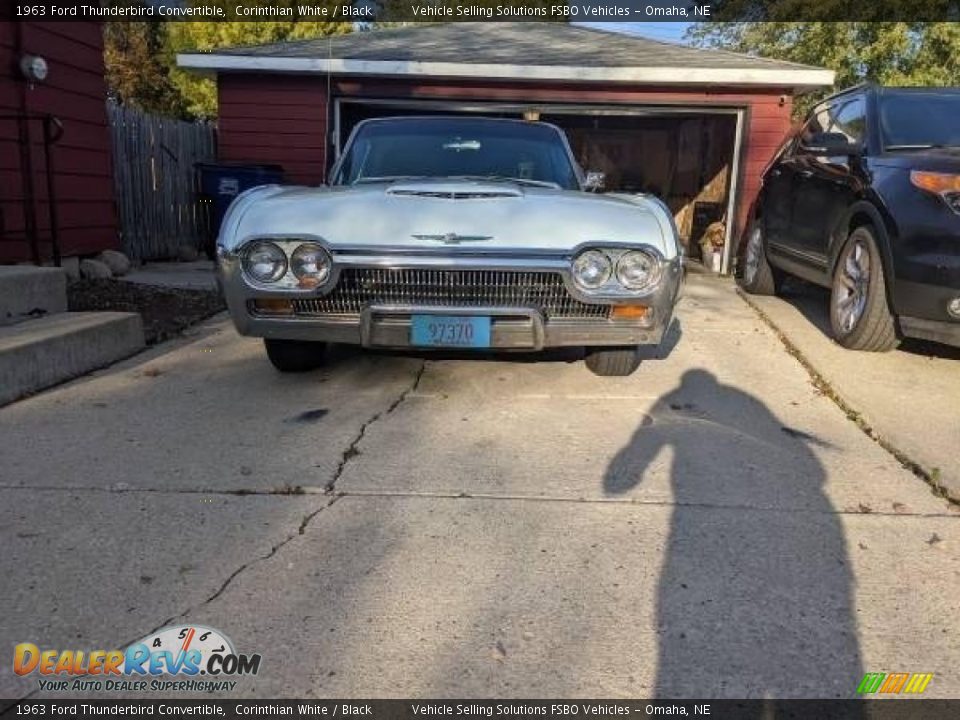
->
[216,73,794,246]
[218,74,330,186]
[0,20,117,263]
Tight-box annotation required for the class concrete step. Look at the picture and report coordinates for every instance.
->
[0,266,68,326]
[0,312,144,406]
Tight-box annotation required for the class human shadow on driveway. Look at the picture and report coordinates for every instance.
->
[604,370,863,703]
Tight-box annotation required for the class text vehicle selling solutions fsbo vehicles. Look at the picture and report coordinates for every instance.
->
[217,117,683,376]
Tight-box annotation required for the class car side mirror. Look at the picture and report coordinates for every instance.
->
[584,171,606,192]
[799,132,863,157]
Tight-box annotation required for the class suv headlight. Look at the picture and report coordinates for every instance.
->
[911,171,960,214]
[616,250,661,291]
[291,243,332,287]
[572,250,613,290]
[242,241,287,283]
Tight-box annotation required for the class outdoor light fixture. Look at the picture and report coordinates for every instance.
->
[19,54,49,83]
[948,297,960,320]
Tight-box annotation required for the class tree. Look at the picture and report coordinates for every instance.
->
[166,1,352,118]
[687,22,960,115]
[105,2,353,119]
[104,22,186,117]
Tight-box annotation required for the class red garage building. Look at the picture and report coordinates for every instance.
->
[1,19,117,264]
[178,23,833,273]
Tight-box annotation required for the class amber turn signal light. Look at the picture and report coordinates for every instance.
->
[253,299,294,316]
[610,305,650,320]
[910,171,960,194]
[297,277,322,290]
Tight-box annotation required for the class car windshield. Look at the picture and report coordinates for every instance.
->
[880,91,960,149]
[333,118,581,190]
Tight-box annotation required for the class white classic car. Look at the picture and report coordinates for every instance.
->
[217,117,682,376]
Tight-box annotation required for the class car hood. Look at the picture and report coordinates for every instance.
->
[226,180,677,257]
[873,148,960,173]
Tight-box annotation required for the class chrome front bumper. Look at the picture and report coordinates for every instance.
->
[218,248,682,350]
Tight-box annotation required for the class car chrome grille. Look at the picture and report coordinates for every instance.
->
[290,269,609,320]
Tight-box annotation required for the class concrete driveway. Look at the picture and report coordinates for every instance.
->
[743,280,960,500]
[1,274,957,700]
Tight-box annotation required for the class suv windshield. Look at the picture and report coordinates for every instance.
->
[333,118,581,190]
[880,91,960,149]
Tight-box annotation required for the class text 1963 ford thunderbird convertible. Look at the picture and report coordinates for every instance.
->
[216,117,683,376]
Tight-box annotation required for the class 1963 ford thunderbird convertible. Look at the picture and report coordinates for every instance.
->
[216,117,683,376]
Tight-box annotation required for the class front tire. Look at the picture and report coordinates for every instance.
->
[264,339,327,372]
[737,222,783,295]
[585,347,642,377]
[829,226,899,352]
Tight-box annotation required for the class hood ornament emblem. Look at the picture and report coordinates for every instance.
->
[412,233,493,245]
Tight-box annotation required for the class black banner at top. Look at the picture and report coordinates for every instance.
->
[5,0,960,22]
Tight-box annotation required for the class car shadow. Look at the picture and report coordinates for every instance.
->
[778,279,960,360]
[604,369,864,702]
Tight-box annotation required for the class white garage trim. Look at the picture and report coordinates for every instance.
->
[177,54,835,90]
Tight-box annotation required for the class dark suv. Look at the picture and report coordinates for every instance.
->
[738,84,960,351]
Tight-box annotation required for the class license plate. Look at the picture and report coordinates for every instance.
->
[410,315,491,348]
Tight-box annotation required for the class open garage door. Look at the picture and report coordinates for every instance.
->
[335,99,744,274]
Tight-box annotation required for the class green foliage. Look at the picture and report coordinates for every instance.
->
[687,22,960,115]
[104,22,187,117]
[167,1,352,118]
[105,1,352,119]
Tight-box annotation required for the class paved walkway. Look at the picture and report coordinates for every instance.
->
[121,260,217,291]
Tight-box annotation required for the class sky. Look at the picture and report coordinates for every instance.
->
[576,22,693,44]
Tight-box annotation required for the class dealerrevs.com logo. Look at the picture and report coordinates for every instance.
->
[856,672,934,695]
[14,625,261,693]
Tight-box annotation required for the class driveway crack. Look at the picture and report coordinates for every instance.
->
[154,495,342,627]
[324,360,427,493]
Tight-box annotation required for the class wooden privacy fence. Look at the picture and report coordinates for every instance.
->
[108,102,216,260]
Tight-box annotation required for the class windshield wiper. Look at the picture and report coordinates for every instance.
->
[354,174,562,188]
[353,175,429,184]
[449,175,561,189]
[885,144,960,151]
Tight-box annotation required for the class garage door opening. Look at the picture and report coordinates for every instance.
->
[335,99,743,273]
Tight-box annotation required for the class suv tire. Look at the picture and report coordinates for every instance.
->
[737,222,783,296]
[829,226,900,352]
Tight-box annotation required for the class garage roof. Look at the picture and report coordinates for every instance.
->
[177,23,834,90]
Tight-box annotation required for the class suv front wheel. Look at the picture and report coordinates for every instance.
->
[829,226,900,352]
[737,222,783,295]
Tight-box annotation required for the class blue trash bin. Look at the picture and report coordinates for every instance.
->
[196,163,284,257]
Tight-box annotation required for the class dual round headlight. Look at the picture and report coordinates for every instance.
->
[571,250,612,290]
[616,250,660,291]
[290,243,332,286]
[242,241,287,283]
[242,241,331,286]
[571,248,660,292]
